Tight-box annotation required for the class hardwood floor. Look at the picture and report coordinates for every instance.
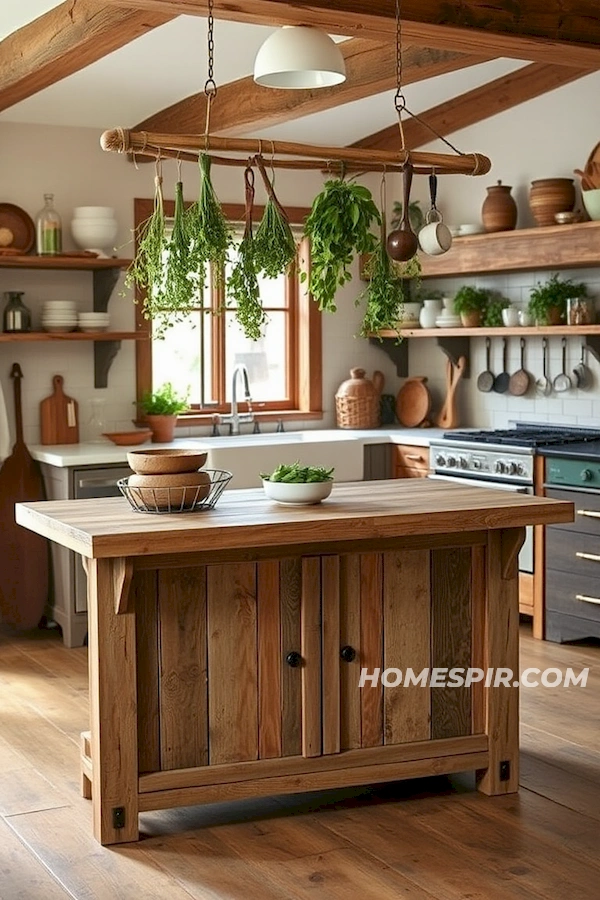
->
[0,621,599,899]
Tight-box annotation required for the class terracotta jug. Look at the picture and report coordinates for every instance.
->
[335,368,384,429]
[529,178,575,227]
[481,180,517,232]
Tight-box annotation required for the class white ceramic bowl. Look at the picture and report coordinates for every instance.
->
[582,189,600,221]
[262,478,333,505]
[73,206,115,218]
[71,217,118,251]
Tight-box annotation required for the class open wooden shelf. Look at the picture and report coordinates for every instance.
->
[0,255,131,271]
[418,220,600,278]
[0,331,145,342]
[378,325,600,339]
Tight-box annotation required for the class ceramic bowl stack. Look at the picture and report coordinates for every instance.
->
[435,296,462,328]
[78,311,110,333]
[42,300,78,333]
[71,206,118,257]
[119,449,232,513]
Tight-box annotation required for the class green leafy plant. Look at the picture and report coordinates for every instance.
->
[227,166,267,340]
[186,153,232,287]
[453,285,491,315]
[391,200,424,233]
[253,156,297,278]
[302,179,381,312]
[261,462,334,483]
[357,241,422,338]
[139,382,189,416]
[125,173,168,311]
[528,272,588,324]
[483,293,510,327]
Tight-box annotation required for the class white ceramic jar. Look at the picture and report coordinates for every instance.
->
[419,299,442,328]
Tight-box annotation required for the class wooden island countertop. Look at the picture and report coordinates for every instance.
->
[16,479,573,847]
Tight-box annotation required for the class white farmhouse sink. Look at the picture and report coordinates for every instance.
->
[187,432,364,489]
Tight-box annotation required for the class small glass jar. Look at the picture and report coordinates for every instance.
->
[86,398,107,443]
[3,291,31,333]
[567,297,594,326]
[36,193,62,256]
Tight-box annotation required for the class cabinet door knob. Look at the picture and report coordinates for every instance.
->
[285,651,302,668]
[340,645,356,663]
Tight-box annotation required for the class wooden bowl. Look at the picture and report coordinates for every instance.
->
[127,448,208,475]
[102,430,152,446]
[128,471,211,509]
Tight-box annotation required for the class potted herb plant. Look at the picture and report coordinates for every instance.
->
[453,285,491,327]
[528,273,588,325]
[138,382,189,443]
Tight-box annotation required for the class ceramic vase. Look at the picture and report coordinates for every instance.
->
[419,299,442,328]
[529,178,575,227]
[481,180,518,232]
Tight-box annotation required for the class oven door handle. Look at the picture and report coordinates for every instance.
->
[576,594,600,606]
[576,509,600,520]
[575,551,600,563]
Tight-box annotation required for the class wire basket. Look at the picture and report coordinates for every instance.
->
[118,469,233,514]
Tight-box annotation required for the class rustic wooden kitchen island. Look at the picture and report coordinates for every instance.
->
[16,479,572,846]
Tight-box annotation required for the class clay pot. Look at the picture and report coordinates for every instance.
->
[144,414,178,443]
[335,368,384,429]
[481,180,517,232]
[529,178,575,227]
[460,310,482,328]
[546,306,564,326]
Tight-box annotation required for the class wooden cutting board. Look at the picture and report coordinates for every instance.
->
[40,375,79,445]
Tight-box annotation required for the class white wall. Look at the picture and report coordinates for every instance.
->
[0,122,400,445]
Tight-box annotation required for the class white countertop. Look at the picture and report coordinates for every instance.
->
[29,427,446,467]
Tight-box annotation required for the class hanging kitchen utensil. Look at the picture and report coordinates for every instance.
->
[418,173,452,256]
[0,363,48,629]
[386,163,419,262]
[535,338,552,396]
[436,357,467,430]
[553,337,572,392]
[493,338,510,393]
[395,376,432,428]
[476,337,495,392]
[40,375,79,445]
[573,342,593,390]
[509,338,531,396]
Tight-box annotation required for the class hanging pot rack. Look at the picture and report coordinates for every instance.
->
[100,128,490,177]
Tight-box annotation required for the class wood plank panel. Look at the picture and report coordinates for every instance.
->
[431,547,472,739]
[321,555,340,756]
[339,554,362,751]
[207,563,258,765]
[360,553,383,748]
[477,529,520,795]
[158,567,208,771]
[471,545,486,736]
[257,560,282,759]
[134,570,160,774]
[280,558,302,757]
[383,550,431,744]
[301,557,322,758]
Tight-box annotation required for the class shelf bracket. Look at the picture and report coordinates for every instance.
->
[93,267,122,312]
[369,336,409,377]
[584,334,600,367]
[94,341,121,389]
[436,336,471,378]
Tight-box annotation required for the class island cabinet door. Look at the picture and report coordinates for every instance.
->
[337,545,480,752]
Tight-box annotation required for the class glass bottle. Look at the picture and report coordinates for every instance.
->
[86,398,107,443]
[36,193,62,256]
[3,291,31,333]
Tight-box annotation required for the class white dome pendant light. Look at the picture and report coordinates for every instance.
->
[253,26,346,89]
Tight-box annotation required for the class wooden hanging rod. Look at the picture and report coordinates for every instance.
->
[100,128,491,176]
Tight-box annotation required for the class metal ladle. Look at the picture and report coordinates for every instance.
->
[553,337,572,392]
[535,338,552,396]
[387,163,419,262]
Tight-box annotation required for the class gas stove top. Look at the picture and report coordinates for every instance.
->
[442,425,600,448]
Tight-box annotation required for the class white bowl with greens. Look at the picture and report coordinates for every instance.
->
[261,463,334,505]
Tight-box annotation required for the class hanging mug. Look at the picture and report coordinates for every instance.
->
[418,173,453,256]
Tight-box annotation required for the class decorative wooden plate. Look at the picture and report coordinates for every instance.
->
[395,376,432,428]
[0,203,35,253]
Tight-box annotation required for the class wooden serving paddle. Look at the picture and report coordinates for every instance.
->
[436,356,467,430]
[40,375,79,445]
[0,363,48,628]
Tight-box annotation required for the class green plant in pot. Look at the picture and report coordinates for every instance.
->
[528,272,588,325]
[483,292,510,327]
[453,286,491,327]
[138,382,189,443]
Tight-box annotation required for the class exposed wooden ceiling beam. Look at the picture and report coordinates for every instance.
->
[104,0,600,67]
[352,62,596,152]
[133,41,489,136]
[0,1,175,113]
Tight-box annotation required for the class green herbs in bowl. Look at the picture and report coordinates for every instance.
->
[261,462,334,505]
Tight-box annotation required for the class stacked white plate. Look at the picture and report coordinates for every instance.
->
[435,314,462,328]
[78,311,110,333]
[42,300,78,333]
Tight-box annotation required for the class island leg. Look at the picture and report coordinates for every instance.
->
[477,528,524,795]
[87,558,139,844]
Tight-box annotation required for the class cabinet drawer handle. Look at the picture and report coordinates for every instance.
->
[576,551,600,563]
[285,651,302,668]
[576,509,600,519]
[340,645,356,663]
[405,454,424,462]
[575,594,600,606]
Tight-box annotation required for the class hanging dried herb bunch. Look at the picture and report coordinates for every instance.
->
[186,153,232,287]
[302,177,381,313]
[227,165,267,340]
[253,155,297,278]
[125,170,167,302]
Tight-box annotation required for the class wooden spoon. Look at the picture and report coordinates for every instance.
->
[387,163,419,262]
[436,356,467,430]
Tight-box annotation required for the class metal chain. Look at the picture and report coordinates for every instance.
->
[204,0,217,98]
[394,0,405,114]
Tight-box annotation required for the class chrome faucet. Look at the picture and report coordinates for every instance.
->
[221,364,254,435]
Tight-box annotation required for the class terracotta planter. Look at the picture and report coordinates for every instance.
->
[460,310,482,327]
[481,180,517,232]
[546,306,564,325]
[529,178,575,227]
[145,414,178,443]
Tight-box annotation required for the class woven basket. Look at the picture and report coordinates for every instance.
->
[335,368,382,429]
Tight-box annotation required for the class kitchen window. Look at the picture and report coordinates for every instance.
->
[134,199,322,424]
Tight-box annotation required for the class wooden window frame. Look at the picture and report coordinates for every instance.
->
[133,199,323,426]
